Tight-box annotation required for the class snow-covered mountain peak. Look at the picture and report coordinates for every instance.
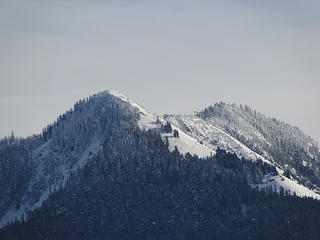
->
[1,91,320,230]
[106,89,151,116]
[0,90,142,227]
[89,90,213,158]
[105,90,214,158]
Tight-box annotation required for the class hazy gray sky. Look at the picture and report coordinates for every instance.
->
[1,0,319,142]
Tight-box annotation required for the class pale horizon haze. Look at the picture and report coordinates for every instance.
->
[0,0,319,143]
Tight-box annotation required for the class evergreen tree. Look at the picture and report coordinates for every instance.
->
[173,129,179,138]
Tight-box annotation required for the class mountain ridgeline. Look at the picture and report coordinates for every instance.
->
[1,91,320,240]
[197,103,320,188]
[165,102,320,192]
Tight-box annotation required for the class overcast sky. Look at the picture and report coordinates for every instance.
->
[1,0,319,143]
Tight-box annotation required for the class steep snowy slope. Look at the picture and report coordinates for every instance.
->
[258,174,320,199]
[108,90,214,158]
[165,114,270,163]
[197,102,320,184]
[198,102,319,157]
[165,114,320,199]
[0,136,100,227]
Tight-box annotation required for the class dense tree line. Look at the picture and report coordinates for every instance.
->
[0,143,34,218]
[1,125,320,240]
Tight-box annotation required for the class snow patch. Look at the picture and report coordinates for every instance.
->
[258,174,320,200]
[166,115,271,164]
[0,135,101,228]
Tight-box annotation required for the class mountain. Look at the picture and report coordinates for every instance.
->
[0,90,214,228]
[1,90,320,239]
[165,102,320,193]
[0,91,138,227]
